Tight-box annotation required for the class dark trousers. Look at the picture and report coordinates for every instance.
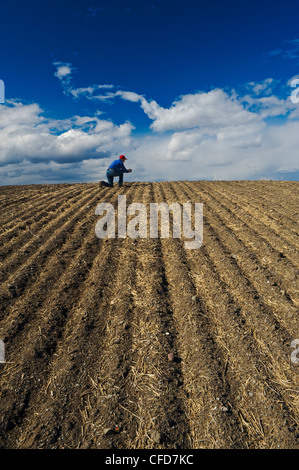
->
[106,168,123,186]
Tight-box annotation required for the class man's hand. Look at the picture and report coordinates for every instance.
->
[128,169,132,172]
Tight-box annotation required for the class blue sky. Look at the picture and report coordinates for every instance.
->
[1,0,299,184]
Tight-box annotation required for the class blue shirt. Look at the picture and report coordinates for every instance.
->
[107,159,129,173]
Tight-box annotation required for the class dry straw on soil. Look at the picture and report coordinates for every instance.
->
[0,180,298,449]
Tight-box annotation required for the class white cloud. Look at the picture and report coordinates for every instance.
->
[118,88,263,132]
[1,67,299,185]
[53,62,75,90]
[55,64,72,79]
[240,93,294,118]
[120,81,299,181]
[127,116,299,181]
[245,78,276,96]
[0,101,135,168]
[70,84,114,99]
[53,61,116,101]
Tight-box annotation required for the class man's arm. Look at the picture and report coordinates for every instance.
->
[119,161,130,173]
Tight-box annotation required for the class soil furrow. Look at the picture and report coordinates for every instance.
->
[14,238,121,449]
[69,185,147,450]
[0,185,123,348]
[184,244,299,448]
[0,181,297,450]
[0,186,85,257]
[190,182,299,309]
[0,184,76,216]
[0,188,42,214]
[190,181,299,267]
[173,181,299,444]
[0,186,101,315]
[113,182,192,449]
[183,181,299,325]
[154,182,249,448]
[2,185,140,448]
[216,181,299,230]
[0,186,135,447]
[211,181,298,217]
[0,184,81,237]
[207,182,299,253]
[167,181,299,448]
[179,181,298,330]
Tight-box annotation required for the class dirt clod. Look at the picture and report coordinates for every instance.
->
[167,352,175,362]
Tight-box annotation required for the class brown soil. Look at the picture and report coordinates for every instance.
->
[0,180,298,449]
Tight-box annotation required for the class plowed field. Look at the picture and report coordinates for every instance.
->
[0,180,298,449]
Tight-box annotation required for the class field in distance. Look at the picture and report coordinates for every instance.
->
[0,180,298,449]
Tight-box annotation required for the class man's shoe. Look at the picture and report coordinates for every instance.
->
[100,181,112,187]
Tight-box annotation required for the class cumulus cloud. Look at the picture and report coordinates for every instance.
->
[127,116,299,181]
[118,79,299,180]
[0,100,135,167]
[117,88,284,132]
[1,64,299,185]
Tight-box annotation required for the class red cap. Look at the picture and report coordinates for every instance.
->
[119,155,127,160]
